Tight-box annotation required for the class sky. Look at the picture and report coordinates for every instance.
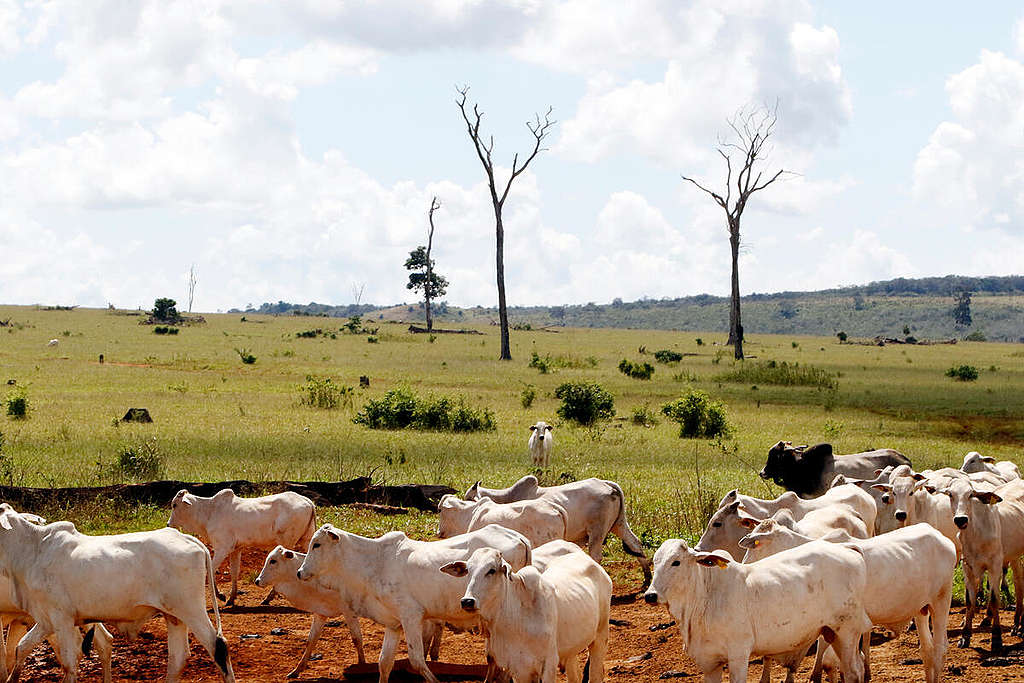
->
[2,0,1024,312]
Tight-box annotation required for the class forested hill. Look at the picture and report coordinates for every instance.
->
[237,274,1024,342]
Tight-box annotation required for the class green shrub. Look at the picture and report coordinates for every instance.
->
[521,384,537,409]
[152,297,179,323]
[113,439,164,480]
[653,349,683,364]
[301,375,354,410]
[367,336,379,344]
[714,360,837,390]
[945,365,979,381]
[554,382,615,425]
[618,358,654,380]
[4,387,28,418]
[234,348,257,364]
[661,390,730,438]
[153,326,179,335]
[695,338,704,346]
[353,388,495,432]
[837,331,848,343]
[964,330,987,342]
[631,405,658,427]
[529,350,551,374]
[296,329,322,338]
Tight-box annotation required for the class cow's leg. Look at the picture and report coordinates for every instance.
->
[726,653,749,683]
[89,624,114,683]
[585,526,605,565]
[757,657,771,683]
[861,630,871,682]
[287,614,326,678]
[960,562,980,648]
[378,627,400,683]
[931,584,952,683]
[166,616,189,683]
[259,588,277,606]
[1012,558,1024,637]
[402,613,440,683]
[809,637,827,683]
[209,546,230,602]
[832,629,865,683]
[563,654,582,683]
[9,621,53,683]
[423,621,442,661]
[3,618,29,680]
[988,568,1003,652]
[342,609,365,664]
[49,623,83,683]
[914,610,936,683]
[227,550,242,606]
[586,619,608,683]
[702,664,724,683]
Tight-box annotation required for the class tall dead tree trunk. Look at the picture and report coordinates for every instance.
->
[682,104,791,360]
[457,86,554,361]
[425,196,440,332]
[187,264,198,313]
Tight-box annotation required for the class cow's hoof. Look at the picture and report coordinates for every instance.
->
[958,636,971,648]
[286,670,299,679]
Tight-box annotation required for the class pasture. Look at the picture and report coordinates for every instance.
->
[2,304,1021,549]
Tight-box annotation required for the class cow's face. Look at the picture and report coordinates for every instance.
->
[167,489,197,531]
[759,441,797,484]
[645,540,730,607]
[297,524,341,582]
[255,546,299,588]
[529,422,552,443]
[936,478,1001,530]
[695,501,760,558]
[437,495,476,538]
[441,547,506,616]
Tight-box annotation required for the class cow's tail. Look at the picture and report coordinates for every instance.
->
[607,481,652,587]
[184,534,224,635]
[197,538,233,678]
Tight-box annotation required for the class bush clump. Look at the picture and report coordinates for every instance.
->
[661,390,730,438]
[653,349,683,364]
[945,364,979,381]
[714,360,837,390]
[554,381,615,425]
[113,439,164,480]
[836,331,848,343]
[296,329,322,339]
[618,358,654,380]
[631,405,658,427]
[301,375,354,410]
[4,387,28,419]
[520,384,536,409]
[354,387,495,432]
[234,348,257,364]
[153,326,179,335]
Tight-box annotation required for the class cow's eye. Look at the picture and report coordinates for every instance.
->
[712,522,722,528]
[269,560,276,565]
[486,568,496,576]
[312,543,320,549]
[671,560,680,566]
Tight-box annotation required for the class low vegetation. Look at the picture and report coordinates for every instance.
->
[653,349,684,364]
[618,358,655,380]
[4,387,28,418]
[714,359,838,390]
[945,364,980,382]
[301,375,354,410]
[661,390,730,439]
[353,387,495,432]
[554,381,615,425]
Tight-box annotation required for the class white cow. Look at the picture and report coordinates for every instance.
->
[437,494,568,546]
[167,488,316,605]
[46,339,59,347]
[255,546,367,677]
[695,484,875,560]
[924,476,1004,650]
[531,539,587,572]
[528,421,554,467]
[442,546,611,683]
[0,515,233,683]
[992,479,1024,637]
[740,519,956,683]
[874,470,962,557]
[644,538,871,683]
[962,451,1021,483]
[466,475,651,584]
[296,523,532,683]
[830,472,901,535]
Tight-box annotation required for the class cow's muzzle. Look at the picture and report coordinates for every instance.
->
[460,597,477,612]
[954,516,969,530]
[894,510,907,522]
[643,591,659,605]
[297,569,311,581]
[758,470,770,480]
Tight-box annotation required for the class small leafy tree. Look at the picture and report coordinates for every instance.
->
[406,197,449,332]
[153,298,179,323]
[662,390,730,438]
[945,365,979,381]
[554,382,615,425]
[952,290,972,328]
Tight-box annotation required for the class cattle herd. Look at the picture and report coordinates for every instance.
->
[0,438,1022,683]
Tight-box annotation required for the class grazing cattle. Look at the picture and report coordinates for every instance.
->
[296,523,532,683]
[167,488,316,605]
[437,494,568,546]
[644,538,871,683]
[760,441,911,497]
[0,514,233,683]
[46,339,59,347]
[740,520,956,683]
[441,546,611,683]
[696,484,875,560]
[874,470,963,557]
[925,477,1004,650]
[465,475,651,584]
[962,451,1021,483]
[255,546,366,677]
[528,421,554,467]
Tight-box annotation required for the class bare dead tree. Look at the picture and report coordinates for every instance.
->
[425,197,441,332]
[681,103,792,360]
[352,282,366,306]
[187,264,198,313]
[457,85,555,361]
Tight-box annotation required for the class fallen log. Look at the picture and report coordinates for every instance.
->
[407,325,484,335]
[0,477,453,513]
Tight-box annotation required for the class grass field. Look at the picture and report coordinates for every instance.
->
[1,304,1022,583]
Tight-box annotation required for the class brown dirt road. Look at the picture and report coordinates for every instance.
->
[18,550,1024,681]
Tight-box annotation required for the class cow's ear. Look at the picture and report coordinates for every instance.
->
[283,550,294,559]
[325,529,340,541]
[726,500,741,514]
[695,551,730,569]
[981,455,996,463]
[973,491,1003,505]
[801,444,832,461]
[529,425,537,431]
[911,472,927,481]
[738,515,759,529]
[440,561,468,577]
[0,515,12,531]
[181,494,194,506]
[871,483,892,493]
[544,424,552,431]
